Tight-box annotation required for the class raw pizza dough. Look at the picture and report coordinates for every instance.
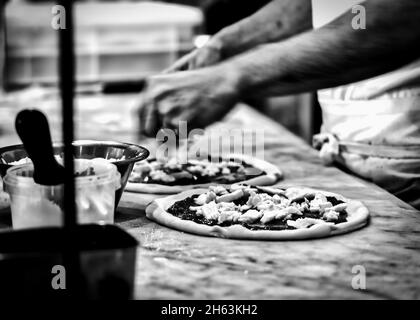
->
[146,186,370,240]
[126,154,282,194]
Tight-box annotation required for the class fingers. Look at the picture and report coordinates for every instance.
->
[139,90,161,137]
[162,50,197,74]
[165,107,196,129]
[144,103,160,137]
[164,43,221,73]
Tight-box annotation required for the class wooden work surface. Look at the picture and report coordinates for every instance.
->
[0,94,419,299]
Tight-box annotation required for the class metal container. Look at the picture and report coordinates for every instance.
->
[0,140,150,206]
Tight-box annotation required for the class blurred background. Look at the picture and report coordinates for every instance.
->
[0,0,320,144]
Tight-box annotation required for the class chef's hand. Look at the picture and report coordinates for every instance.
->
[139,66,239,137]
[164,37,224,73]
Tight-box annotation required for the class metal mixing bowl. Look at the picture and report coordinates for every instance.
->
[0,140,149,207]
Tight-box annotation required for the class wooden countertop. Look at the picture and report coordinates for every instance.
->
[1,94,419,299]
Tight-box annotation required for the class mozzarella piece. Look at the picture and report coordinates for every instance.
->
[232,185,258,197]
[216,189,244,203]
[218,211,242,224]
[201,201,220,221]
[274,209,289,221]
[238,210,263,224]
[230,184,245,191]
[328,203,347,212]
[260,210,278,224]
[287,218,326,229]
[309,194,332,213]
[167,158,182,170]
[209,185,228,195]
[188,165,204,173]
[323,210,340,222]
[247,191,262,207]
[221,167,231,175]
[297,202,309,212]
[202,163,221,176]
[189,206,203,216]
[275,206,302,220]
[150,170,176,182]
[218,201,236,211]
[272,194,283,203]
[133,161,152,174]
[195,191,217,205]
[150,161,163,170]
[195,193,208,206]
[256,186,286,196]
[256,200,275,211]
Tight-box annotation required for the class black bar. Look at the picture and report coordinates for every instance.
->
[58,1,76,228]
[57,1,80,297]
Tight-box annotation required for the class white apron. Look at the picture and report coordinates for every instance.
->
[312,0,420,209]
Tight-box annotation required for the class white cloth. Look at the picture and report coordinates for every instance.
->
[311,0,420,209]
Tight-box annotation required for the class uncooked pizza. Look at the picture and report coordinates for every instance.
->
[126,154,282,194]
[146,184,370,240]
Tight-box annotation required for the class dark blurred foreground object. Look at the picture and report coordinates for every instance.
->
[202,0,270,34]
[0,224,138,299]
[157,0,270,34]
[0,0,7,90]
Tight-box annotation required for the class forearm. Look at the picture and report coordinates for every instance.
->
[224,0,420,97]
[214,0,312,58]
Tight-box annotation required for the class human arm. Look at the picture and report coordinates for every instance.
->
[226,0,420,97]
[166,0,312,71]
[141,0,420,136]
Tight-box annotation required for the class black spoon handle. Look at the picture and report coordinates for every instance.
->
[15,109,65,185]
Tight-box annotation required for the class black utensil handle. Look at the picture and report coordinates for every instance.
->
[102,79,147,94]
[15,109,58,179]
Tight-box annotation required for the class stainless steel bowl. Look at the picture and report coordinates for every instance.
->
[0,140,149,207]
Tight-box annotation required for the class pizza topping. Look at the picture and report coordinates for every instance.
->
[168,185,349,231]
[309,194,333,213]
[287,218,327,229]
[238,209,264,224]
[149,170,176,183]
[195,191,217,205]
[218,211,242,224]
[170,171,194,180]
[323,210,340,222]
[134,162,152,174]
[246,191,262,207]
[256,186,286,196]
[240,204,251,211]
[221,167,231,175]
[200,201,220,220]
[166,158,182,170]
[330,203,347,212]
[259,210,278,224]
[216,189,245,203]
[130,158,266,186]
[209,185,228,195]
